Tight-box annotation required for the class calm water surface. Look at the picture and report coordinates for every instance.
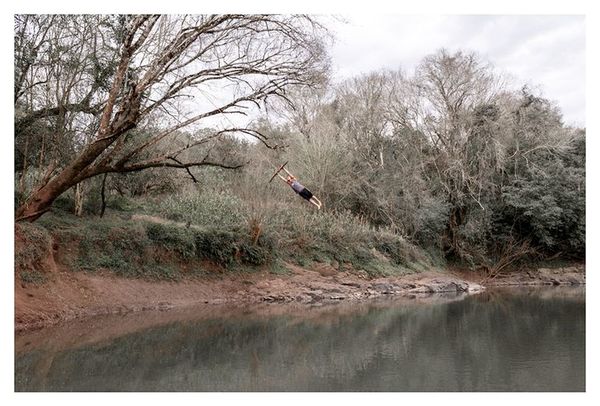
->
[15,287,585,391]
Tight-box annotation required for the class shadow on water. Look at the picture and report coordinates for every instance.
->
[15,286,585,392]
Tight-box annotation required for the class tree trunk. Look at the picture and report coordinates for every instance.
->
[74,183,84,216]
[443,205,466,259]
[100,173,108,218]
[15,135,117,222]
[17,136,29,201]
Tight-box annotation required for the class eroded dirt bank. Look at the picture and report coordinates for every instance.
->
[15,264,486,332]
[15,261,586,332]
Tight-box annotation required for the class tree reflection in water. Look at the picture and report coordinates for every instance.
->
[15,287,585,391]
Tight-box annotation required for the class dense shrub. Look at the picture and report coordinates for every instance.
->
[194,229,240,266]
[239,243,271,266]
[499,155,585,258]
[146,223,195,258]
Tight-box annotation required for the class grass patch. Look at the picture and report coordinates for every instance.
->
[269,260,291,275]
[155,191,247,229]
[38,212,278,280]
[19,270,46,285]
[40,215,174,281]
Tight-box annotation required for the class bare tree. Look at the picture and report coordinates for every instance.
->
[406,50,503,256]
[15,14,329,221]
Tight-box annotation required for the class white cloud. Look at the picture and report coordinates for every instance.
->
[328,15,585,126]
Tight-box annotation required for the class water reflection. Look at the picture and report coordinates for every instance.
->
[15,287,585,391]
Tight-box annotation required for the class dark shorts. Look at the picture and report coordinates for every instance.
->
[299,188,313,201]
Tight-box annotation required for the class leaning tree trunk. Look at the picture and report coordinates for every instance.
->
[16,167,90,222]
[14,129,129,222]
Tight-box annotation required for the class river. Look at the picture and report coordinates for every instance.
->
[15,286,585,391]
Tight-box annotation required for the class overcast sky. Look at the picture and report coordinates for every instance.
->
[327,15,585,127]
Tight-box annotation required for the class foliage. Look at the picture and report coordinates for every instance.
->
[15,14,330,221]
[146,223,196,259]
[499,147,585,257]
[15,41,585,273]
[15,222,52,274]
[267,52,585,266]
[19,270,47,285]
[156,190,247,229]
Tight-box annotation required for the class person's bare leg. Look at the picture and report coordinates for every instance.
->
[309,197,322,209]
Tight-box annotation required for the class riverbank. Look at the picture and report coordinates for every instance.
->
[15,263,481,332]
[14,213,585,332]
[447,263,586,287]
[15,259,585,332]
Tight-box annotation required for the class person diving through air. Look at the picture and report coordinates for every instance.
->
[269,162,322,209]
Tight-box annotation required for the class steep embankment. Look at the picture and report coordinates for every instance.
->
[14,217,585,332]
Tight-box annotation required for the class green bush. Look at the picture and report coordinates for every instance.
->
[106,195,137,212]
[52,195,75,213]
[19,270,46,285]
[239,243,270,266]
[499,150,585,258]
[72,221,143,275]
[146,223,195,258]
[96,253,129,270]
[194,229,239,266]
